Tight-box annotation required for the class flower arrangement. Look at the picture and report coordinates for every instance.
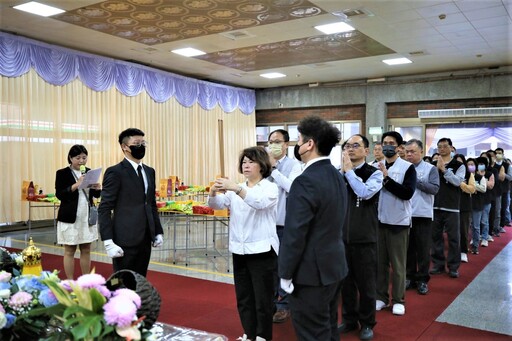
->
[0,269,155,340]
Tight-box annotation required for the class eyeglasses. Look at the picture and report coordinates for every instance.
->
[268,140,284,145]
[129,141,148,147]
[343,143,362,150]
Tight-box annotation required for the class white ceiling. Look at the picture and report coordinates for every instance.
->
[0,0,511,89]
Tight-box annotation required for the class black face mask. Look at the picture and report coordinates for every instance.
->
[294,144,302,162]
[294,140,309,162]
[129,145,146,160]
[382,145,397,158]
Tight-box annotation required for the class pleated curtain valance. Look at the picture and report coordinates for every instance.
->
[0,32,255,115]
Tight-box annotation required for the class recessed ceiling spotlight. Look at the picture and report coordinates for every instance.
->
[13,1,65,17]
[382,57,412,65]
[260,72,286,79]
[171,47,206,57]
[314,22,355,34]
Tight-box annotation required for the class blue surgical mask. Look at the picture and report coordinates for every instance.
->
[450,151,455,158]
[477,164,486,172]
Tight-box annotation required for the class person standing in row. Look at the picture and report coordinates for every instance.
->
[279,116,348,340]
[55,145,101,279]
[468,157,488,255]
[456,154,476,263]
[266,129,302,324]
[98,128,163,277]
[376,131,416,316]
[404,139,439,295]
[430,138,465,279]
[495,148,511,231]
[370,142,384,167]
[208,146,279,341]
[339,134,382,341]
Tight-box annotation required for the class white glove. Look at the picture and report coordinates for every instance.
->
[104,239,124,258]
[152,234,163,247]
[280,278,294,294]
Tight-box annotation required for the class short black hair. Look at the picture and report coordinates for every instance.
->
[268,129,290,142]
[381,131,403,145]
[67,145,88,164]
[476,156,488,168]
[118,128,144,145]
[437,137,452,146]
[238,146,273,178]
[495,147,504,153]
[297,116,341,156]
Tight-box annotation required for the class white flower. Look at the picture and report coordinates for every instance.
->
[0,289,11,299]
[0,311,7,329]
[0,271,12,283]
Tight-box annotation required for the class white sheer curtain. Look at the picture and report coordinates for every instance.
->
[1,70,255,224]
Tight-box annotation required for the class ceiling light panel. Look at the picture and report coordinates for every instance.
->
[172,48,206,57]
[314,22,355,34]
[383,58,412,65]
[13,1,65,17]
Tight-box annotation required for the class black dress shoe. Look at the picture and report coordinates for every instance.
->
[338,322,358,334]
[360,326,374,340]
[417,282,429,295]
[448,270,459,278]
[429,268,444,275]
[406,279,417,290]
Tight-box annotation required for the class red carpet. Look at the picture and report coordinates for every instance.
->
[7,229,511,340]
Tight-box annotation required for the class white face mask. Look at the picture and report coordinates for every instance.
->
[269,143,283,158]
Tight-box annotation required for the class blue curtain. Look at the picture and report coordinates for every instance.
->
[0,32,255,115]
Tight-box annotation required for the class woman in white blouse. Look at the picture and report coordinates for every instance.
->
[208,146,279,341]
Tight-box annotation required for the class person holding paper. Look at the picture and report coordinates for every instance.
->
[98,128,163,277]
[55,144,101,279]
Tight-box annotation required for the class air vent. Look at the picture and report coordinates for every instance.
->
[409,50,427,56]
[333,8,374,18]
[418,107,512,118]
[219,30,254,40]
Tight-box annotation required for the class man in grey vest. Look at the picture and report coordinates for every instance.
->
[267,129,302,323]
[376,131,416,316]
[404,139,440,295]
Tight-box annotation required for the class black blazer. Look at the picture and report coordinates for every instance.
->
[98,159,163,247]
[55,167,101,223]
[278,159,348,286]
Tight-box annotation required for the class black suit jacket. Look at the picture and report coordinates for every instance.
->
[55,166,101,223]
[98,159,163,247]
[279,159,348,286]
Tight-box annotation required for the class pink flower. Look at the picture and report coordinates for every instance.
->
[103,295,137,327]
[76,274,106,289]
[113,288,141,309]
[8,291,32,308]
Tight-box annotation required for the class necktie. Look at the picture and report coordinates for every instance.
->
[137,165,145,192]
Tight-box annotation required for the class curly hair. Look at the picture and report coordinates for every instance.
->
[297,116,341,156]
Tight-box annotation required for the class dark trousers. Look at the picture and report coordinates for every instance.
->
[431,210,460,272]
[459,211,471,254]
[501,190,510,226]
[406,217,432,283]
[342,243,377,328]
[289,281,342,341]
[233,250,276,340]
[273,225,289,310]
[112,229,152,277]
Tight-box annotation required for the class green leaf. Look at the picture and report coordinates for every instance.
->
[89,288,107,313]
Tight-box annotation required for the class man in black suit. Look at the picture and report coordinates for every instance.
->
[278,116,348,341]
[98,128,164,277]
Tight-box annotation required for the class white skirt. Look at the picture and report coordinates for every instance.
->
[57,189,98,245]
